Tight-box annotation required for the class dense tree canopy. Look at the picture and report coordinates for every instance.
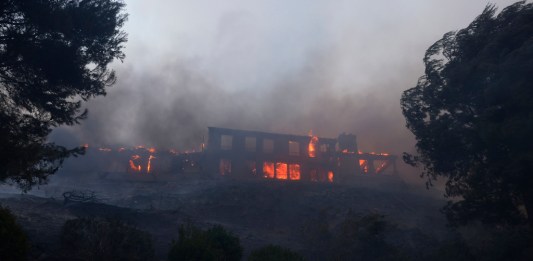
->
[0,0,127,190]
[401,1,533,228]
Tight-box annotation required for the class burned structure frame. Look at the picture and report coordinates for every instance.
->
[205,127,397,183]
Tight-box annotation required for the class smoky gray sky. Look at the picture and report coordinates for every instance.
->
[52,0,517,157]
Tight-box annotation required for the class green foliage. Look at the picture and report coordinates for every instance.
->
[0,206,28,261]
[0,0,127,191]
[168,223,243,261]
[401,1,533,227]
[60,218,154,261]
[248,245,305,261]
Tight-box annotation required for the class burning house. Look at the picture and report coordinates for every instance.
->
[67,127,397,184]
[204,127,397,183]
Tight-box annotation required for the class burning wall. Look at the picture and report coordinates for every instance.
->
[205,127,397,183]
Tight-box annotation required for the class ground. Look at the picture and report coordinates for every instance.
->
[0,175,447,260]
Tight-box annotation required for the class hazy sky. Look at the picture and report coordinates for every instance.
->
[52,0,519,158]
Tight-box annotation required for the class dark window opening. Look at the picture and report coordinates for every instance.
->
[221,135,232,150]
[245,137,256,151]
[263,139,274,153]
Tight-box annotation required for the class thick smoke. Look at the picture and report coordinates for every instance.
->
[48,0,517,185]
[52,52,416,154]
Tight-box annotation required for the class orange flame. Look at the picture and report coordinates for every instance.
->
[308,136,319,158]
[328,171,334,182]
[129,160,142,172]
[289,164,301,180]
[376,161,387,173]
[129,155,142,173]
[359,160,368,173]
[263,162,275,178]
[147,155,155,173]
[148,147,156,153]
[276,163,288,180]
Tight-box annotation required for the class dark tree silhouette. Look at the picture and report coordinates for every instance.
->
[0,0,127,190]
[168,223,243,261]
[401,1,533,229]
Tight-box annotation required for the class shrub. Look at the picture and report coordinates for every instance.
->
[168,223,242,261]
[329,213,409,261]
[0,206,28,261]
[248,245,305,261]
[60,218,154,260]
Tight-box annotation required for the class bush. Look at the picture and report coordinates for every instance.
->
[168,223,242,261]
[0,206,28,261]
[248,245,305,261]
[60,218,154,261]
[331,213,408,260]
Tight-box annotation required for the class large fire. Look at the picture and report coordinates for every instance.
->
[263,162,275,178]
[289,164,301,180]
[85,128,393,181]
[276,163,288,180]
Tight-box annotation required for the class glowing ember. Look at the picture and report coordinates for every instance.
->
[289,164,301,180]
[129,160,142,172]
[263,162,275,178]
[376,161,387,173]
[129,160,136,170]
[359,160,368,173]
[342,149,355,154]
[129,154,142,172]
[328,171,334,182]
[147,155,155,173]
[276,163,288,180]
[148,147,156,153]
